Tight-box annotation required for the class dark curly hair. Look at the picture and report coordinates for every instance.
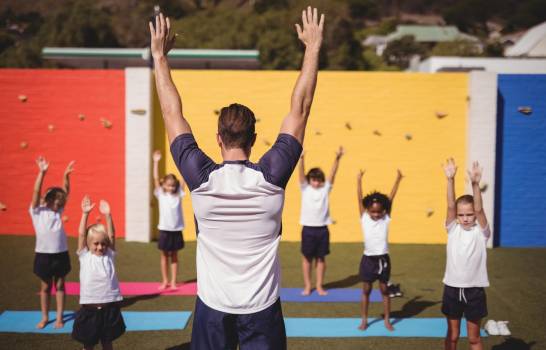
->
[161,174,181,192]
[306,168,325,183]
[44,187,67,207]
[363,191,392,214]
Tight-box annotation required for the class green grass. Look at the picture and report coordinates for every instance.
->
[1,235,544,349]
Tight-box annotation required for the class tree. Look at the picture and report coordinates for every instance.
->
[382,35,425,69]
[431,39,481,57]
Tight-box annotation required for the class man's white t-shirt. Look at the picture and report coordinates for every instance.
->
[78,247,123,304]
[29,205,68,253]
[299,181,332,227]
[361,212,390,256]
[154,188,185,231]
[443,220,490,288]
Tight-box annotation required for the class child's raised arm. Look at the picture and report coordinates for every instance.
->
[443,158,457,226]
[468,161,488,229]
[388,169,403,213]
[328,146,344,185]
[32,157,49,209]
[357,169,365,217]
[62,161,75,197]
[100,200,115,250]
[152,150,162,190]
[298,151,306,185]
[79,195,95,253]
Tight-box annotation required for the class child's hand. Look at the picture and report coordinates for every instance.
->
[336,146,345,159]
[153,150,162,162]
[99,200,111,215]
[467,161,482,184]
[64,161,75,175]
[357,169,365,180]
[443,158,457,179]
[81,195,95,214]
[36,156,49,172]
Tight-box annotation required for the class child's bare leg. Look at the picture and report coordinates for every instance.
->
[101,340,113,350]
[159,251,169,290]
[301,256,312,295]
[37,279,52,328]
[315,257,328,295]
[170,251,178,289]
[444,317,461,350]
[379,281,393,331]
[358,282,372,330]
[467,319,483,350]
[54,277,65,328]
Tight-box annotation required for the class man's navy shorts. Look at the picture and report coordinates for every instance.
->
[190,297,286,350]
[301,225,330,259]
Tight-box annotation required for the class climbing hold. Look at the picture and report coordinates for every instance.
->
[263,139,271,146]
[20,141,28,149]
[435,111,448,119]
[0,202,6,211]
[62,215,69,223]
[480,183,488,193]
[213,109,220,115]
[100,118,113,129]
[315,130,322,136]
[96,216,102,223]
[518,106,532,115]
[78,114,86,121]
[345,122,352,130]
[48,124,55,132]
[332,220,337,225]
[426,208,434,217]
[256,118,261,123]
[130,109,147,115]
[373,130,382,136]
[18,95,27,102]
[405,133,413,141]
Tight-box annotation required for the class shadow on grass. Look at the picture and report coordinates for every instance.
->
[491,338,537,350]
[323,274,360,289]
[119,293,160,308]
[390,296,440,324]
[166,342,191,350]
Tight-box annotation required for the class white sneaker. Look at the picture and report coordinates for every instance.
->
[484,319,499,335]
[496,321,511,336]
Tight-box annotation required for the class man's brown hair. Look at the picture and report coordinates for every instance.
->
[218,103,256,150]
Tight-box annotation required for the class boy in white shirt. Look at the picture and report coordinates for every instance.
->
[442,158,490,350]
[72,196,125,350]
[298,147,344,296]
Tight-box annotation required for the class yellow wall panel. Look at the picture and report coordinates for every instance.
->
[154,71,468,244]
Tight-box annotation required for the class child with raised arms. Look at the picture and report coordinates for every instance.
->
[72,196,125,350]
[356,168,403,331]
[298,146,344,296]
[152,150,186,290]
[442,159,490,350]
[30,156,74,329]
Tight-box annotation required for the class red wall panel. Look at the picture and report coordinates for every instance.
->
[0,69,125,237]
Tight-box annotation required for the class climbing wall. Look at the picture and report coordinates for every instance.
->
[157,71,469,244]
[496,75,546,247]
[0,69,126,237]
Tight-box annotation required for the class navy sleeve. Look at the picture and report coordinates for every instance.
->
[258,133,303,189]
[170,134,218,191]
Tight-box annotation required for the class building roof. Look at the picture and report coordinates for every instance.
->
[386,25,478,43]
[505,21,546,57]
[41,47,260,69]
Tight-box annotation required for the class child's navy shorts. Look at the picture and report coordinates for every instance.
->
[72,302,126,347]
[33,251,71,281]
[301,226,330,259]
[441,285,488,320]
[191,297,286,350]
[158,230,184,252]
[359,254,391,283]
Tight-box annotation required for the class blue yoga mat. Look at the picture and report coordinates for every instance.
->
[280,288,382,302]
[284,317,487,337]
[0,311,192,334]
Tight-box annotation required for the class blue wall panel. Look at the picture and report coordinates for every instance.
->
[496,75,546,247]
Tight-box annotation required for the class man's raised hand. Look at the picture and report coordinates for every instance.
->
[295,6,324,51]
[149,13,177,59]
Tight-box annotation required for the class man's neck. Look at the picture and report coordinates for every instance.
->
[222,147,249,161]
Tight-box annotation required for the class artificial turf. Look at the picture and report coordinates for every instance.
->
[0,235,544,349]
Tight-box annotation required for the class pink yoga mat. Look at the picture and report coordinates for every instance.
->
[52,282,197,296]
